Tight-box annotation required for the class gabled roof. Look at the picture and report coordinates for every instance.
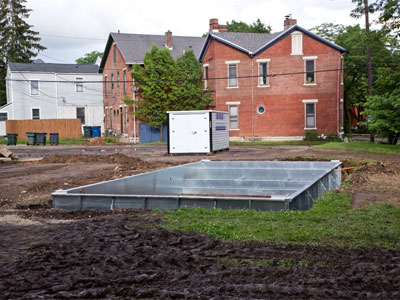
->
[8,62,99,73]
[99,32,205,72]
[199,25,348,61]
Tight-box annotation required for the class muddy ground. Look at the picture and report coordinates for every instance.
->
[1,144,400,299]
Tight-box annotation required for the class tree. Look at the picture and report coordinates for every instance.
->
[173,49,212,111]
[131,45,177,139]
[361,88,400,144]
[311,23,399,133]
[227,18,271,33]
[376,0,400,38]
[0,0,46,106]
[75,51,103,64]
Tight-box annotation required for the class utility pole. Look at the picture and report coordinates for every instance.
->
[364,0,375,142]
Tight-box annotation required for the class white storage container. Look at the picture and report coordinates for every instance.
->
[167,110,229,154]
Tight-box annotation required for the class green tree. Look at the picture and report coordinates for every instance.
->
[75,51,103,64]
[376,0,400,38]
[131,45,177,139]
[0,0,46,106]
[227,18,271,33]
[311,23,399,133]
[174,49,212,111]
[361,88,400,144]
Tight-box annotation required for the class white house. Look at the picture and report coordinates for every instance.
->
[0,62,104,136]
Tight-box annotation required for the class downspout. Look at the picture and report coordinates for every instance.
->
[251,55,254,141]
[336,54,340,135]
[55,73,58,118]
[133,80,137,143]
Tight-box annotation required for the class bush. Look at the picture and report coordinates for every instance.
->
[304,130,319,141]
[325,133,342,142]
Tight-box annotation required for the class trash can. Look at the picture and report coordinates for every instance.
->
[35,132,47,146]
[7,133,18,146]
[91,126,101,138]
[26,132,36,145]
[83,126,92,138]
[50,133,59,146]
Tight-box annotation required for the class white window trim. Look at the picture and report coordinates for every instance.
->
[105,74,108,96]
[291,32,303,56]
[257,105,266,115]
[76,107,86,125]
[257,59,270,87]
[31,107,41,120]
[75,77,84,92]
[227,104,239,130]
[225,60,240,64]
[227,63,239,88]
[30,79,40,96]
[304,58,317,86]
[122,68,127,93]
[303,100,318,129]
[203,64,209,90]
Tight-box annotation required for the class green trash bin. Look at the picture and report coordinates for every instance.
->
[26,132,36,146]
[7,133,18,146]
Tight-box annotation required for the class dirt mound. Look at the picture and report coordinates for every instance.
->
[1,214,399,299]
[85,137,106,145]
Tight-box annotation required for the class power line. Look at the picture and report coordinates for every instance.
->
[40,34,107,41]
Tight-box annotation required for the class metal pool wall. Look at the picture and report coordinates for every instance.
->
[52,160,342,211]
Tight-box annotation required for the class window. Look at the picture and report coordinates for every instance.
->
[0,112,7,121]
[203,64,209,89]
[123,69,127,93]
[110,107,113,127]
[32,108,40,120]
[111,73,114,89]
[117,71,120,87]
[303,57,317,84]
[228,64,237,87]
[113,44,117,64]
[30,80,39,95]
[77,107,85,124]
[291,32,303,55]
[303,100,318,129]
[76,77,83,92]
[259,62,268,85]
[105,75,108,96]
[229,105,238,129]
[257,105,266,115]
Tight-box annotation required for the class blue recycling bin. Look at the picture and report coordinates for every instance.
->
[91,126,101,138]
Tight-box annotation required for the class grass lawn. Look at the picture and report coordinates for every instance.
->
[163,192,400,248]
[231,140,326,146]
[315,141,400,155]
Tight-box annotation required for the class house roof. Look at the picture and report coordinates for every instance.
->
[99,32,205,72]
[8,62,99,73]
[199,25,348,61]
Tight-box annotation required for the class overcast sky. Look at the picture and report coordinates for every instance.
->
[25,0,375,64]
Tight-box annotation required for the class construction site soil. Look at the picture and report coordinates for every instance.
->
[1,145,400,299]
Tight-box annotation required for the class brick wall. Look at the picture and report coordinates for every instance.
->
[103,42,138,139]
[203,31,344,139]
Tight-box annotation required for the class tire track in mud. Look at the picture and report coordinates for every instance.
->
[1,213,399,299]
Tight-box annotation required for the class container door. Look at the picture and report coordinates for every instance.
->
[189,113,210,153]
[169,114,190,153]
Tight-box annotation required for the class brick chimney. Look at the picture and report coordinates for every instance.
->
[209,18,228,32]
[165,30,172,50]
[284,16,297,30]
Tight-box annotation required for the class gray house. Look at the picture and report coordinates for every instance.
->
[0,62,104,136]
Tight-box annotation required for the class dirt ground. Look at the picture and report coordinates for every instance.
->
[1,144,400,299]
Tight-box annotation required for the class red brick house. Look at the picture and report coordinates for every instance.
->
[200,18,347,140]
[99,31,204,141]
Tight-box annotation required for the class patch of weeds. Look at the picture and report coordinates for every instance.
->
[277,258,309,269]
[220,257,272,268]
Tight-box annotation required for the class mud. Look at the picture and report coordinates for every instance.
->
[0,212,399,299]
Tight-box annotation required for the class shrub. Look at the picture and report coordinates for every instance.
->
[304,130,319,141]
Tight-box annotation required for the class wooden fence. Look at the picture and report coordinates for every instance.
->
[6,119,82,140]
